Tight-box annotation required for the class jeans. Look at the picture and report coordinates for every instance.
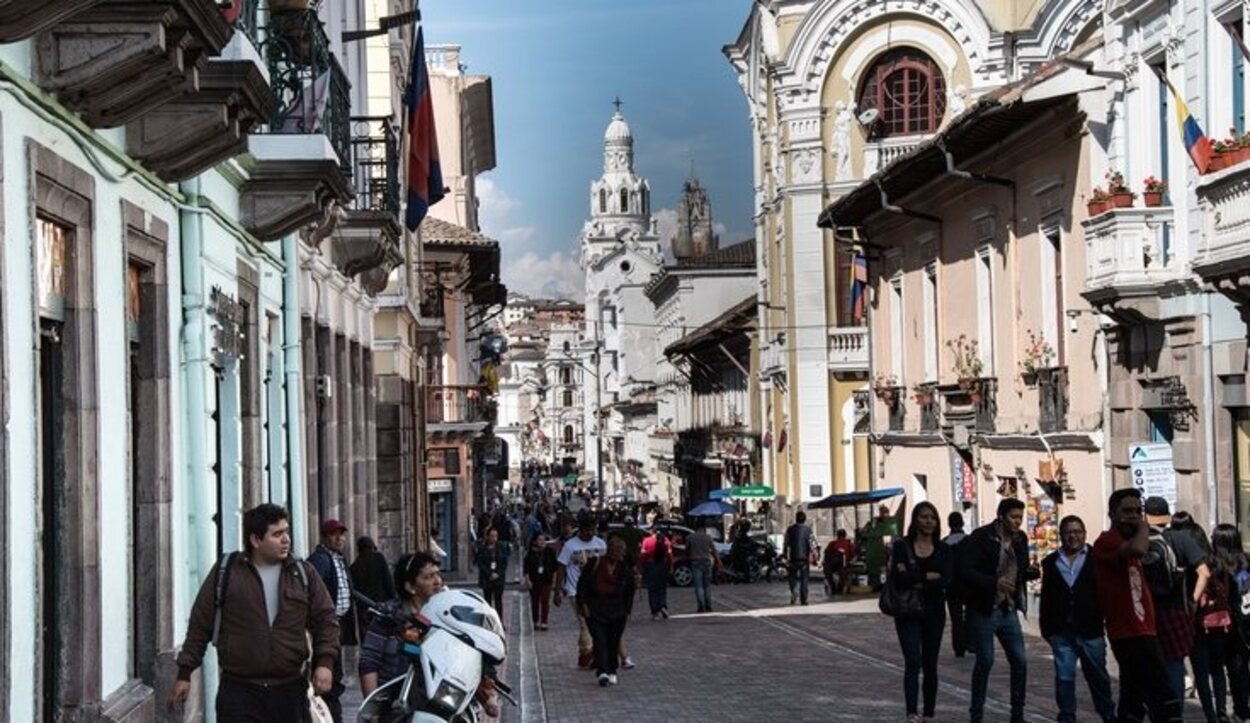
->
[645,561,669,615]
[1049,632,1116,723]
[788,562,810,603]
[217,676,310,723]
[691,560,713,611]
[894,602,946,716]
[968,607,1027,719]
[588,615,628,675]
[1110,636,1183,722]
[947,594,968,656]
[1193,626,1250,721]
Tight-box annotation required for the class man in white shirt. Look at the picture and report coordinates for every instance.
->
[554,511,606,668]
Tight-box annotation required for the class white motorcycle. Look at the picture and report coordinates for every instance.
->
[356,589,516,723]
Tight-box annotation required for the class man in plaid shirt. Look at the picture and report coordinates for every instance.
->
[309,518,359,722]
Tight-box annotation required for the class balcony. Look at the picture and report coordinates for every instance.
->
[1038,367,1069,434]
[828,326,868,372]
[331,117,402,294]
[1195,160,1250,300]
[940,378,997,440]
[240,6,352,240]
[426,385,494,435]
[35,0,234,127]
[0,0,100,43]
[760,339,786,381]
[864,135,931,176]
[914,384,940,433]
[1082,207,1187,320]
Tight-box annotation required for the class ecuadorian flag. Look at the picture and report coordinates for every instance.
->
[1155,68,1212,174]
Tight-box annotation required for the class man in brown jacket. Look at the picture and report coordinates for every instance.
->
[168,503,340,722]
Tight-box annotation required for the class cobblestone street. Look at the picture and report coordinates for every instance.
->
[341,578,1204,722]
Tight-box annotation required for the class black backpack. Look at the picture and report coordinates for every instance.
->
[1142,529,1186,604]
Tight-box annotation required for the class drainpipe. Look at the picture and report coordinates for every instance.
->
[178,177,217,719]
[1202,292,1218,529]
[283,234,308,556]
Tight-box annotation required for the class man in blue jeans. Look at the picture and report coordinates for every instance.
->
[686,522,721,613]
[1039,515,1116,723]
[783,511,818,605]
[959,498,1040,723]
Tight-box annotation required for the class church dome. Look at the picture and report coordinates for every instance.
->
[604,111,632,143]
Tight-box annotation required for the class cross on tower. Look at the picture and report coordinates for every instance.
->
[612,96,623,113]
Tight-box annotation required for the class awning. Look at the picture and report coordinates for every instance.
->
[807,487,905,509]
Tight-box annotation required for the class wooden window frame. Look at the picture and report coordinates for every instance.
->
[857,48,947,138]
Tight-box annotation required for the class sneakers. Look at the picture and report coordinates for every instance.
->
[621,656,636,669]
[651,613,660,621]
[598,673,610,687]
[607,673,619,686]
[660,607,669,619]
[905,715,921,723]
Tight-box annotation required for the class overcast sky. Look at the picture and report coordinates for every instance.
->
[422,0,756,300]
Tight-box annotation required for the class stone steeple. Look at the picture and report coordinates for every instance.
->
[673,172,716,261]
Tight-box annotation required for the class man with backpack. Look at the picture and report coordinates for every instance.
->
[1143,496,1212,701]
[169,503,339,722]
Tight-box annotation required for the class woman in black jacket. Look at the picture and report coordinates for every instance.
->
[523,533,558,630]
[891,501,951,723]
[576,536,636,687]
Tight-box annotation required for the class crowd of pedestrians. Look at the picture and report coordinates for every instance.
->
[882,489,1250,723]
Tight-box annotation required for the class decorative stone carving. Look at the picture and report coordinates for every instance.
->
[126,60,276,182]
[35,0,233,128]
[1163,20,1185,68]
[0,0,101,43]
[242,157,352,241]
[790,147,820,184]
[832,100,854,182]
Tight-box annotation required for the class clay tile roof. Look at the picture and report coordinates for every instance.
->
[420,216,499,249]
[675,239,756,269]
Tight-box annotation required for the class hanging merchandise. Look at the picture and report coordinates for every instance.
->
[1026,483,1058,594]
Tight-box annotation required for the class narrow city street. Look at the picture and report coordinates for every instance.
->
[345,578,1205,722]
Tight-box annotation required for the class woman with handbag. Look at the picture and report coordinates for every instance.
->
[886,501,951,723]
[1193,524,1250,723]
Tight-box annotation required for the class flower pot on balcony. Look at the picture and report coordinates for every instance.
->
[1210,153,1229,172]
[913,392,933,406]
[958,377,979,393]
[1233,146,1250,166]
[1021,371,1039,386]
[1111,192,1135,208]
[1143,191,1164,207]
[1086,199,1108,216]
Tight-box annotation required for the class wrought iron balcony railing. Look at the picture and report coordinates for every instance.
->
[258,6,352,174]
[427,385,494,426]
[1038,367,1069,434]
[349,116,400,215]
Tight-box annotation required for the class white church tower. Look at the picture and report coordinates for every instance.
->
[578,101,662,497]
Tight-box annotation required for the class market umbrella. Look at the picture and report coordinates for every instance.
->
[688,500,736,517]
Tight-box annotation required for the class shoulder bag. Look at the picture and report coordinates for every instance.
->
[878,540,925,619]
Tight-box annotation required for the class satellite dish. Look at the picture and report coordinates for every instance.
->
[857,108,879,125]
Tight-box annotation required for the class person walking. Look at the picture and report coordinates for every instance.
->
[554,510,607,669]
[641,528,673,620]
[523,533,558,630]
[1193,523,1250,723]
[1214,524,1250,722]
[889,501,951,723]
[308,518,358,723]
[783,511,818,605]
[959,498,1039,723]
[1142,496,1211,700]
[349,536,395,631]
[475,526,510,619]
[577,537,637,687]
[168,504,339,722]
[1093,488,1183,722]
[1039,515,1116,723]
[942,512,969,658]
[687,520,722,613]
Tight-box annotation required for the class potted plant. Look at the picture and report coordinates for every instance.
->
[873,373,900,406]
[1142,176,1167,207]
[912,382,935,406]
[947,335,984,400]
[1105,170,1135,208]
[1234,131,1250,166]
[1211,138,1234,172]
[1086,186,1110,217]
[1019,329,1055,384]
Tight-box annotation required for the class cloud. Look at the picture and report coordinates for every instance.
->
[503,250,585,301]
[477,177,537,247]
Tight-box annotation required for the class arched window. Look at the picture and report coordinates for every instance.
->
[560,366,572,385]
[857,48,947,138]
[562,389,573,407]
[619,188,629,213]
[641,187,649,214]
[598,189,607,214]
[563,425,575,445]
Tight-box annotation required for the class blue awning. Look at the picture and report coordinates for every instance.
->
[807,487,905,510]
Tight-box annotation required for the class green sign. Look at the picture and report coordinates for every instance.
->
[730,485,775,499]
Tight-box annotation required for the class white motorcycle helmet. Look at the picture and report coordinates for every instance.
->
[420,589,507,664]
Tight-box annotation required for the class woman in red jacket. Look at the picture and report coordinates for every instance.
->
[640,529,674,620]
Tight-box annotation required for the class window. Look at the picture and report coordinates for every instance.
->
[976,245,995,376]
[1148,411,1174,444]
[620,187,629,213]
[1039,226,1064,364]
[641,187,650,214]
[562,389,573,408]
[560,366,572,385]
[857,48,947,138]
[890,276,904,382]
[1231,22,1246,135]
[923,262,938,382]
[563,425,574,445]
[599,189,607,214]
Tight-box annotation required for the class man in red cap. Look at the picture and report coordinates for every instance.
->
[309,518,358,722]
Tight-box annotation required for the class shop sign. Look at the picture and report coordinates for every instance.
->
[709,489,732,500]
[951,450,977,503]
[208,285,245,365]
[729,485,775,499]
[428,478,454,494]
[1130,442,1177,509]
